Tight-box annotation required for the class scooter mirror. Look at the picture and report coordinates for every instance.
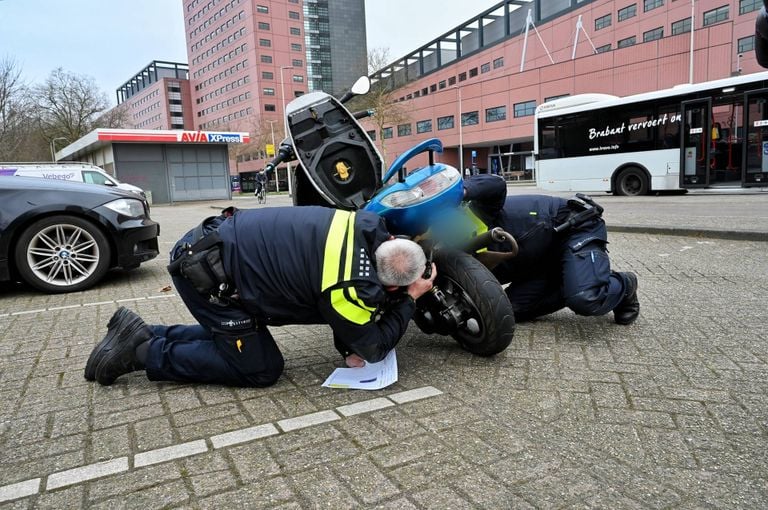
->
[350,76,371,96]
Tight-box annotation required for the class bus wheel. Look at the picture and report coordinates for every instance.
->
[616,167,648,196]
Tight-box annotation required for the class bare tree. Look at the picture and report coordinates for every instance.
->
[34,68,110,144]
[0,57,34,160]
[350,47,409,167]
[94,102,131,129]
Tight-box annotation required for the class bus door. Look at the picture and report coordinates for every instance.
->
[680,99,711,188]
[744,89,768,186]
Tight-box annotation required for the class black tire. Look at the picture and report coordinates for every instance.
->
[14,215,111,293]
[432,250,515,356]
[615,167,649,196]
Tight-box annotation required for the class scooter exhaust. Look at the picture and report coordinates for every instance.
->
[462,228,518,270]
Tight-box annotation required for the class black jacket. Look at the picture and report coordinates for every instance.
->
[463,175,570,283]
[216,206,414,362]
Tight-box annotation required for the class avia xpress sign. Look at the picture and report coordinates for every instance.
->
[178,131,247,143]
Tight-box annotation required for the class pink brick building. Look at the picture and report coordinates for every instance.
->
[117,61,193,131]
[368,0,765,180]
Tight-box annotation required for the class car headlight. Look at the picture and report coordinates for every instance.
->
[379,167,461,208]
[103,198,146,218]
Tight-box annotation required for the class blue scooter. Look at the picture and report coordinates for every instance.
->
[265,77,517,356]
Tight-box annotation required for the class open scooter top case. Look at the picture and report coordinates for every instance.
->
[286,91,384,210]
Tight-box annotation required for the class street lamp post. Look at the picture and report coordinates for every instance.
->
[266,119,278,192]
[455,86,464,175]
[689,0,695,84]
[280,66,294,196]
[50,137,69,162]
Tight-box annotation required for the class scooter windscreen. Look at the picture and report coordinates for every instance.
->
[286,92,384,210]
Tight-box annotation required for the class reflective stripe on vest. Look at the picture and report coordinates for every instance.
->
[464,206,489,253]
[322,210,375,324]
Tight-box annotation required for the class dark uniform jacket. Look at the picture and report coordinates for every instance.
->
[216,206,415,363]
[463,175,571,284]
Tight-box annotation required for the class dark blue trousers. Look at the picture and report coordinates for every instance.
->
[144,275,284,387]
[505,220,625,321]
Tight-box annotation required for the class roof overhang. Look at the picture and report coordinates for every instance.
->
[57,128,251,161]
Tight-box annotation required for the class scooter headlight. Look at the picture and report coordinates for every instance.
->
[379,167,461,208]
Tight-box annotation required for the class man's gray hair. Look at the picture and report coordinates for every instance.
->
[375,238,427,287]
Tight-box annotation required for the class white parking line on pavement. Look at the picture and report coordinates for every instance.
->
[0,294,177,319]
[46,458,129,491]
[0,386,444,503]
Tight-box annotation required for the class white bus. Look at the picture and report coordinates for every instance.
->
[534,71,768,195]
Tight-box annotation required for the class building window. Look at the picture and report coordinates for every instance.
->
[366,130,376,141]
[261,55,273,63]
[545,94,569,102]
[486,106,507,123]
[421,87,428,96]
[458,72,467,82]
[382,127,393,139]
[596,43,611,53]
[430,84,437,92]
[258,22,270,30]
[493,57,504,69]
[289,10,300,19]
[259,38,271,47]
[263,88,275,95]
[416,120,433,133]
[437,115,454,130]
[643,27,663,42]
[264,104,276,112]
[481,63,491,73]
[740,0,761,15]
[671,18,691,35]
[703,6,729,26]
[738,35,756,53]
[469,67,478,78]
[513,100,536,118]
[595,14,611,30]
[618,4,637,21]
[397,123,412,136]
[461,111,479,126]
[293,75,304,82]
[448,76,457,86]
[439,80,446,89]
[643,0,663,12]
[618,36,636,48]
[294,90,305,97]
[256,5,268,13]
[262,71,273,79]
[290,27,301,36]
[292,59,303,67]
[291,43,302,51]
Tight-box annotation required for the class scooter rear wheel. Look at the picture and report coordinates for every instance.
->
[432,250,515,356]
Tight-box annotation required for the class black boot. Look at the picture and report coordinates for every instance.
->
[613,272,639,325]
[85,307,144,381]
[94,313,153,385]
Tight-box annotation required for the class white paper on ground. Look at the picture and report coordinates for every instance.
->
[322,349,398,390]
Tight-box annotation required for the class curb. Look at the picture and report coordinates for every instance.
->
[608,225,768,242]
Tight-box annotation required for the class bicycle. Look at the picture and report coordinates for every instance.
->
[254,185,266,204]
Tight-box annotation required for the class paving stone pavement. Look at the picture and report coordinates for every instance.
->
[0,194,767,509]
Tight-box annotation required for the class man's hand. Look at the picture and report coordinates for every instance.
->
[406,263,437,301]
[345,353,365,368]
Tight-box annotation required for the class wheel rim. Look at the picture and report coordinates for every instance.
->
[622,174,641,195]
[440,276,487,345]
[26,223,101,287]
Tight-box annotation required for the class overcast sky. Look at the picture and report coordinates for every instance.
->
[0,0,501,104]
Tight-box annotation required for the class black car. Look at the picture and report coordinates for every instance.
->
[0,177,159,293]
